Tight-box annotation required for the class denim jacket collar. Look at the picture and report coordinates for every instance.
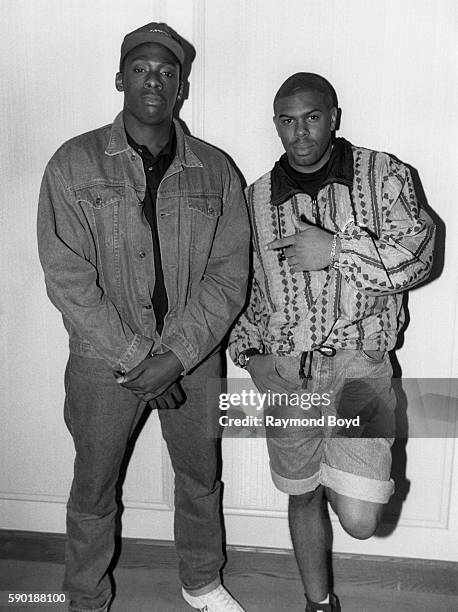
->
[105,111,203,169]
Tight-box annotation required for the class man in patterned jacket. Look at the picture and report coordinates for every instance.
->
[229,73,435,612]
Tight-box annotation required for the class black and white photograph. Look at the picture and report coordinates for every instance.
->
[0,1,457,611]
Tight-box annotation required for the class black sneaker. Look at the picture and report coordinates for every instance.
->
[305,593,341,611]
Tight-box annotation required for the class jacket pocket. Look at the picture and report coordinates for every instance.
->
[76,184,124,208]
[74,184,125,291]
[187,194,222,253]
[75,184,125,249]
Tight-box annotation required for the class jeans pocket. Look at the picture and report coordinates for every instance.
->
[273,355,300,387]
[359,349,386,363]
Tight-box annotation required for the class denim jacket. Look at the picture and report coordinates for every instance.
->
[38,112,250,373]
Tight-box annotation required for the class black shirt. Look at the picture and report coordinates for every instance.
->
[280,153,330,200]
[126,127,177,334]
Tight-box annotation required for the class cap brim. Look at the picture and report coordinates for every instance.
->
[120,32,184,68]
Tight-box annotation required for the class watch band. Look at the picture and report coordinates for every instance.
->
[238,348,260,368]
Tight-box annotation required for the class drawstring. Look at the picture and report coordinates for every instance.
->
[299,346,337,389]
[299,351,313,389]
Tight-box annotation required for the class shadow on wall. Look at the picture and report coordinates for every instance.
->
[378,161,445,537]
[171,27,248,190]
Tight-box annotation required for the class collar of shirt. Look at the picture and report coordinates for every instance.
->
[126,125,177,165]
[270,137,354,207]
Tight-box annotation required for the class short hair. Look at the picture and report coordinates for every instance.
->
[273,72,338,113]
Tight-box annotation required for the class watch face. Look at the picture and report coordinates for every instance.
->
[238,353,247,367]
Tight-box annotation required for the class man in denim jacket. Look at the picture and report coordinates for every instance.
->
[37,23,249,612]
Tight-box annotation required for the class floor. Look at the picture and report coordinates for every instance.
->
[1,553,457,612]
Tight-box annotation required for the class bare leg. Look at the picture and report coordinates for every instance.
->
[288,485,333,601]
[325,488,383,540]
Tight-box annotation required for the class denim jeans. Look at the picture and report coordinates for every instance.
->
[266,349,396,502]
[63,351,224,611]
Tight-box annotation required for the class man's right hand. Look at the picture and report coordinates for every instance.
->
[246,354,298,395]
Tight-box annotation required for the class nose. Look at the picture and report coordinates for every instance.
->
[295,120,309,138]
[144,70,162,89]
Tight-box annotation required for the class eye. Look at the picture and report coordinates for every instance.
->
[133,66,145,73]
[281,118,293,125]
[307,114,321,122]
[161,70,175,78]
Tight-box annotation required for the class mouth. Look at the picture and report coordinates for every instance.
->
[141,94,165,105]
[293,142,314,154]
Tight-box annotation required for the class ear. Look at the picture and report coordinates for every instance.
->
[330,106,339,132]
[273,115,281,137]
[176,81,184,102]
[115,72,123,92]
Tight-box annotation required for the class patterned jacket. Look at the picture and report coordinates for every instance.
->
[229,138,435,361]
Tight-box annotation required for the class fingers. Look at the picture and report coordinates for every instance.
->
[169,383,186,406]
[117,360,149,386]
[265,234,296,250]
[138,383,186,409]
[155,394,175,409]
[289,262,305,273]
[292,214,314,231]
[138,391,159,403]
[281,250,306,273]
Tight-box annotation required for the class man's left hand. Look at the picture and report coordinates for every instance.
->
[266,214,334,271]
[117,351,184,401]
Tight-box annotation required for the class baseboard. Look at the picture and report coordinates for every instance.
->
[1,530,456,596]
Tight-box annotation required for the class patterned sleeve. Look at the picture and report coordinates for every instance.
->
[335,156,435,296]
[228,245,267,365]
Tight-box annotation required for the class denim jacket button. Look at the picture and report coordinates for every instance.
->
[138,250,146,258]
[208,207,215,215]
[144,304,152,310]
[95,197,102,205]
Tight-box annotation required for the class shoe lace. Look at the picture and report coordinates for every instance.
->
[207,585,241,610]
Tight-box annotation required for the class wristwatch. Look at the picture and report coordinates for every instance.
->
[238,348,260,369]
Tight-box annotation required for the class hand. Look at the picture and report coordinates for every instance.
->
[149,381,186,409]
[266,214,335,271]
[246,354,298,395]
[117,351,183,401]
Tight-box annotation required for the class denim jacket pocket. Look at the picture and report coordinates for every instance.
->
[75,184,126,287]
[75,185,125,245]
[187,195,222,253]
[76,184,124,209]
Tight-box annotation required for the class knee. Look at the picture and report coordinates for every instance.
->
[289,486,323,508]
[69,484,117,516]
[339,508,380,540]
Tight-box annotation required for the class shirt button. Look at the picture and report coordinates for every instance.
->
[138,250,146,258]
[148,166,153,171]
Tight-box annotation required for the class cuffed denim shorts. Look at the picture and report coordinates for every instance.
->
[265,349,396,504]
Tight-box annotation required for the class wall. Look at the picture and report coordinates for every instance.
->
[0,0,457,562]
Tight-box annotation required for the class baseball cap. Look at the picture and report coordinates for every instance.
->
[119,22,185,70]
